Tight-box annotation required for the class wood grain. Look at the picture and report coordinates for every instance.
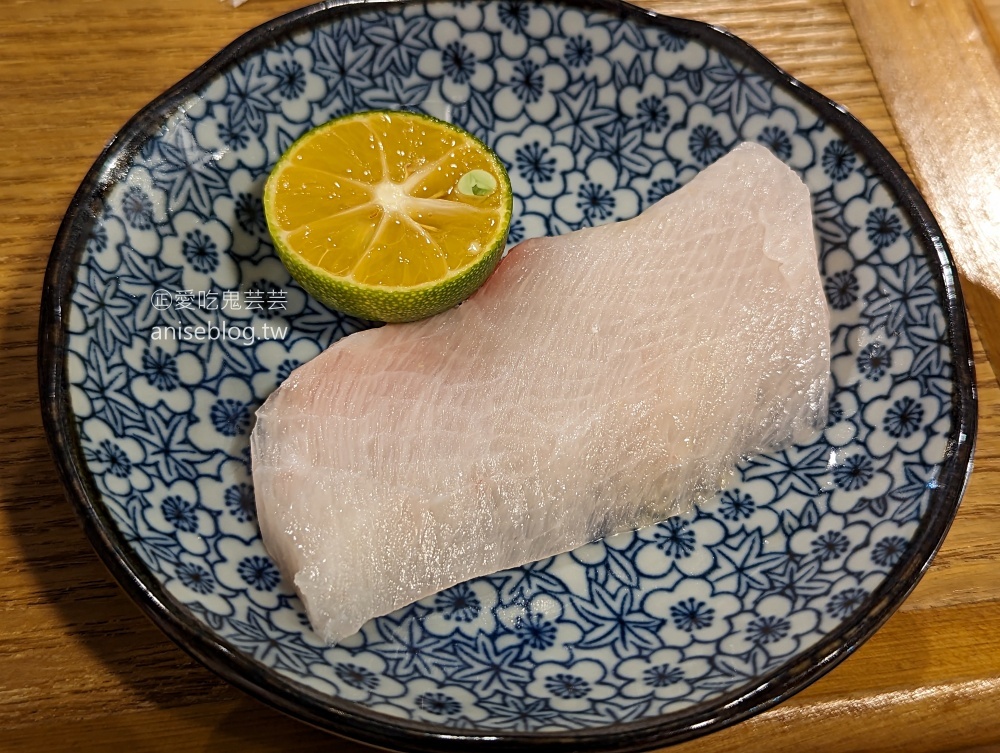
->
[844,0,1000,383]
[1,1,999,751]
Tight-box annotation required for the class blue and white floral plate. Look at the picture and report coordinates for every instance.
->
[40,0,975,750]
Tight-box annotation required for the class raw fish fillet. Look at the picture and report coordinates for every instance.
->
[251,143,830,644]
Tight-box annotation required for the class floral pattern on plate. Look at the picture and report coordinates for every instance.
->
[46,0,973,744]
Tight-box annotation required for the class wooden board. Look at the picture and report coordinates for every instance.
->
[845,0,1000,383]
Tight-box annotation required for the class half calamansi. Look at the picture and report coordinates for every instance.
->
[263,110,513,322]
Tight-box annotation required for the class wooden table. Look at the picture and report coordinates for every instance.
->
[3,0,999,751]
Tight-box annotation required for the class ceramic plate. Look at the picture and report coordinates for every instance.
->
[40,0,975,750]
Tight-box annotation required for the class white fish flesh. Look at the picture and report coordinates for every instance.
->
[251,142,830,644]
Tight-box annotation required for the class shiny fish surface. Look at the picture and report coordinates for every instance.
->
[251,143,831,644]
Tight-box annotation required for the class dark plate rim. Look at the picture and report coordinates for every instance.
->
[38,0,977,751]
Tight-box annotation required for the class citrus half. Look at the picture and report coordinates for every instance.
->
[263,110,513,322]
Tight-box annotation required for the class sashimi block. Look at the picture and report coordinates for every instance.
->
[250,142,831,644]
